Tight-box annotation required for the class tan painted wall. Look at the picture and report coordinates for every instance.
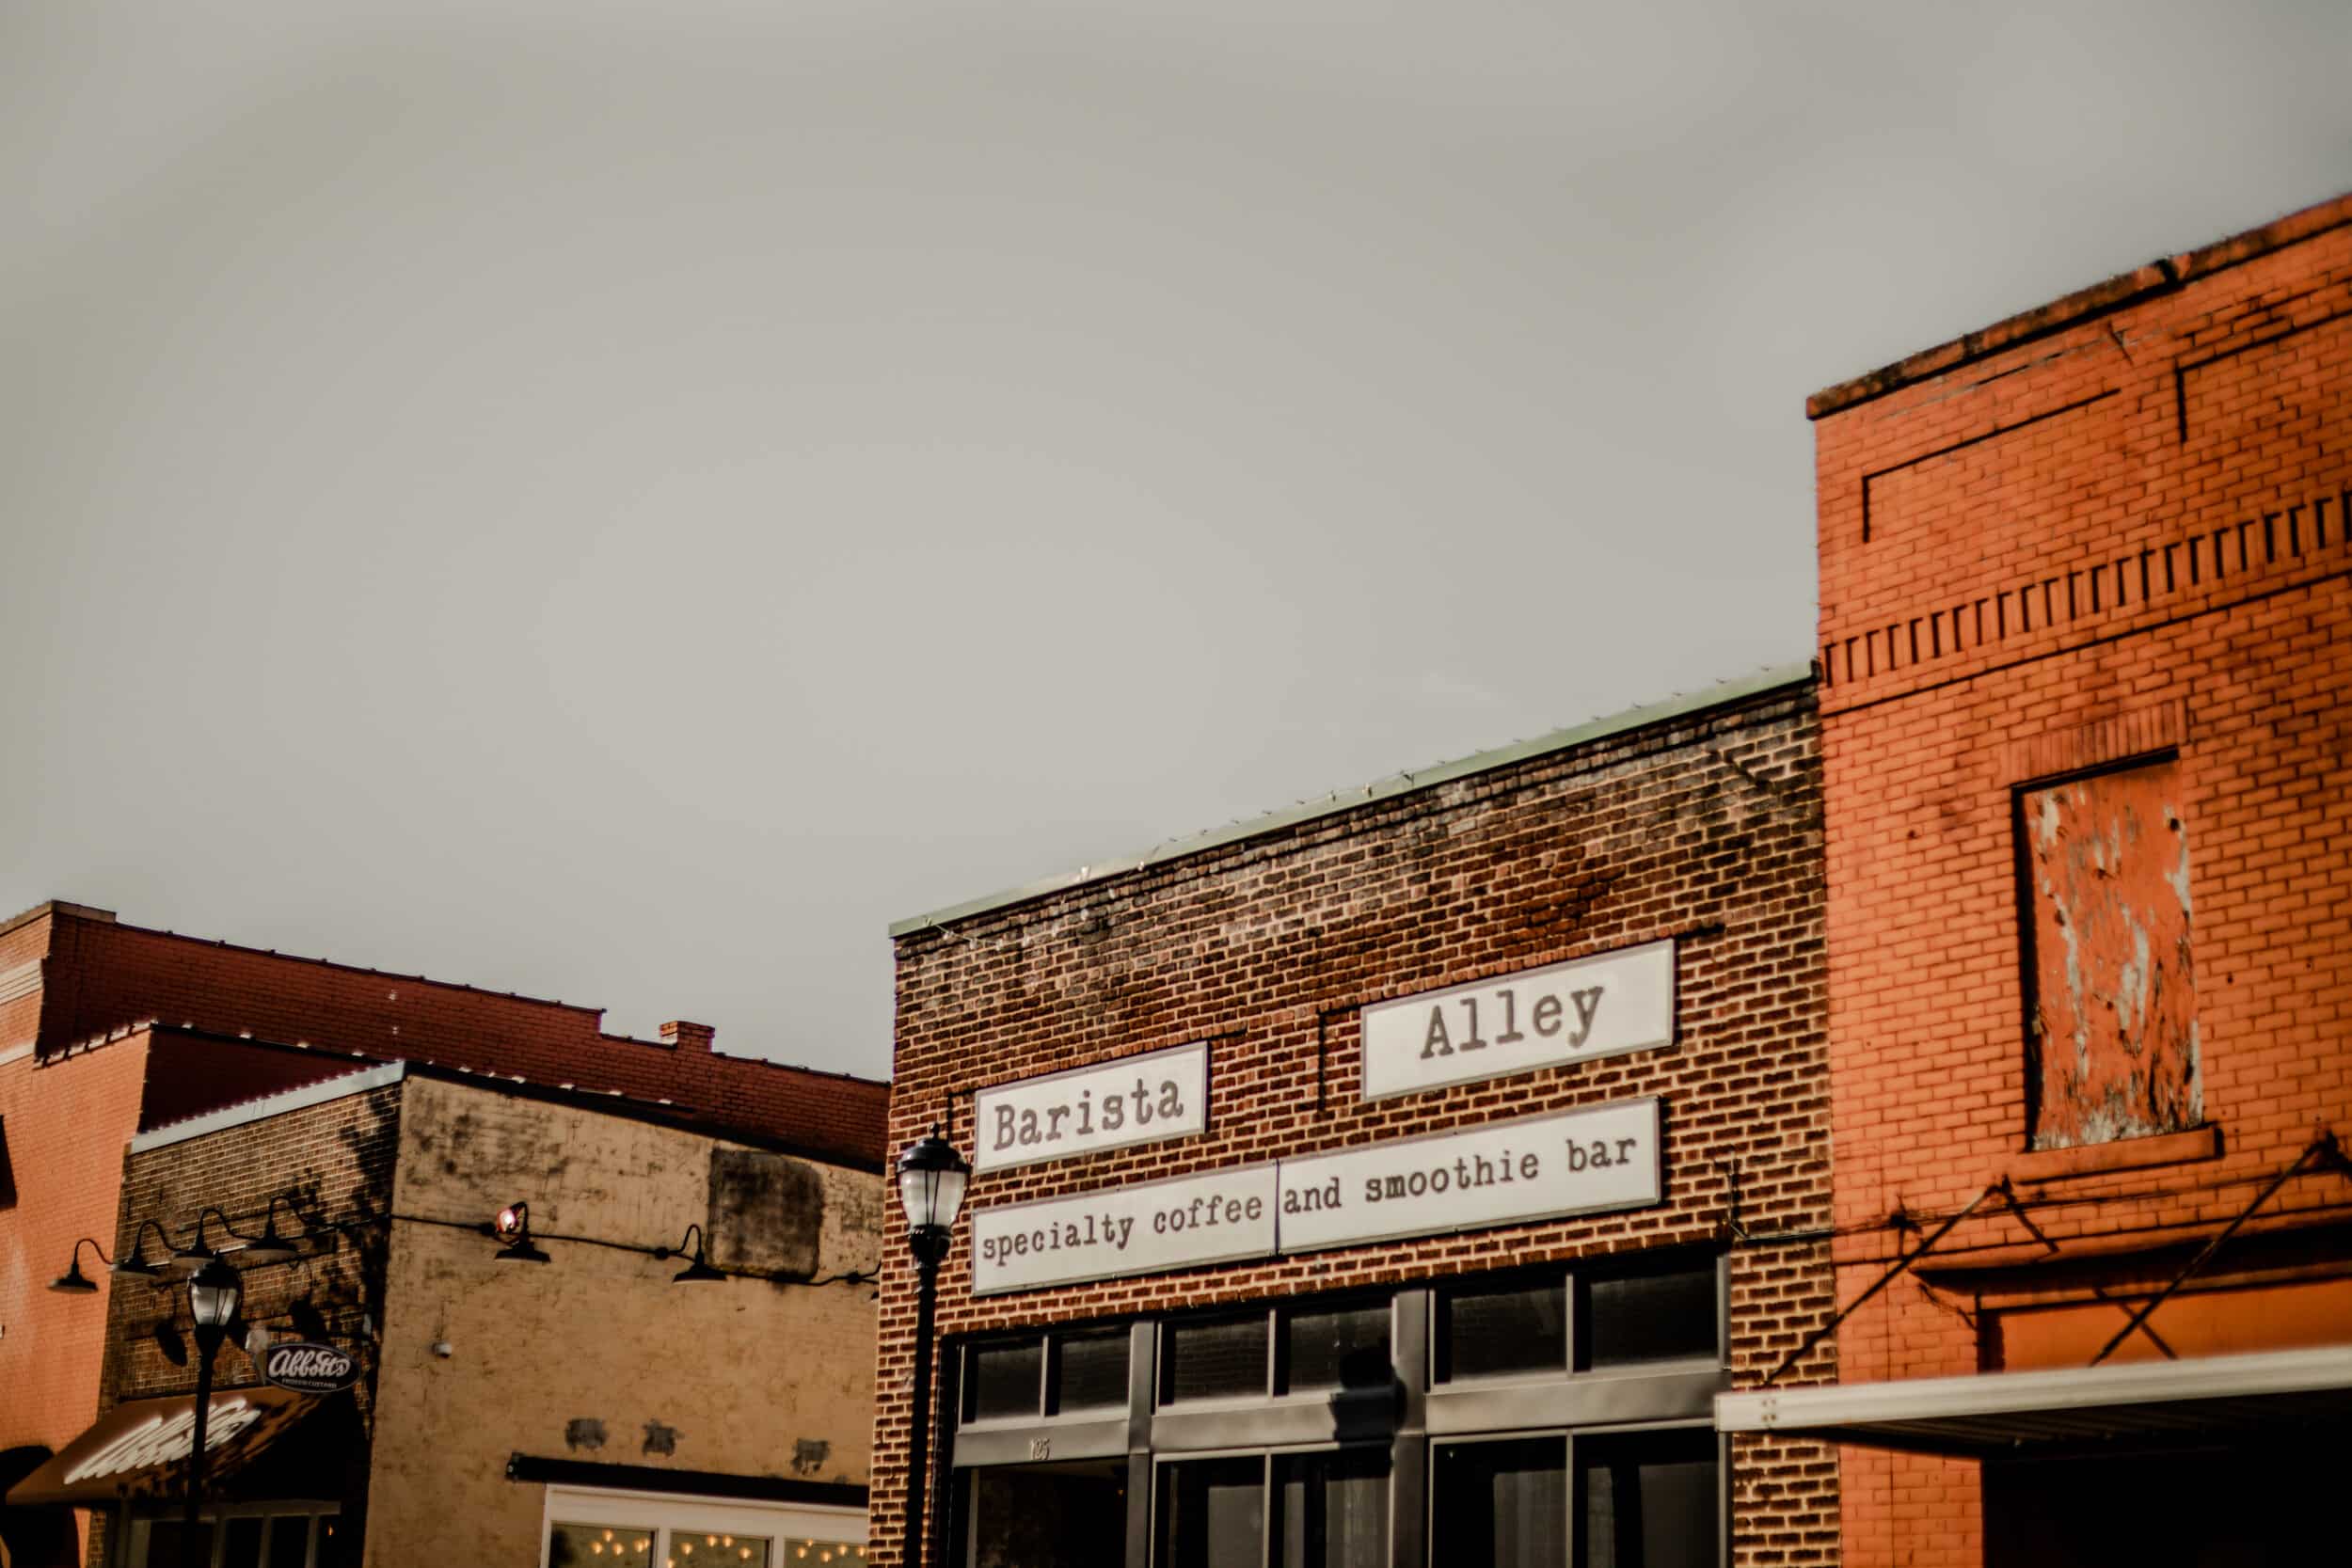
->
[366,1077,882,1568]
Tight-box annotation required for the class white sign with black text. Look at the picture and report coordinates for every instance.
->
[1274,1098,1662,1253]
[1359,940,1676,1101]
[973,1040,1212,1172]
[970,1164,1279,1295]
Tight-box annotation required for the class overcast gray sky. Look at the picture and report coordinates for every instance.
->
[5,1,2347,1080]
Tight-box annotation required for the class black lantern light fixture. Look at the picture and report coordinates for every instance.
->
[492,1200,550,1264]
[48,1238,110,1295]
[231,1196,307,1266]
[894,1125,970,1568]
[655,1224,727,1283]
[169,1208,238,1274]
[114,1219,175,1278]
[180,1255,246,1568]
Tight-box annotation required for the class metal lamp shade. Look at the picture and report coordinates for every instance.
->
[896,1130,970,1233]
[186,1258,243,1329]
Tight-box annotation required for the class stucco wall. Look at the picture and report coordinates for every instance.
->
[366,1076,882,1568]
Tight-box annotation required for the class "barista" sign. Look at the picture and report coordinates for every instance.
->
[1359,940,1676,1101]
[974,1040,1211,1172]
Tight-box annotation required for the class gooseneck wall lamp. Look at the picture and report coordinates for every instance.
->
[47,1238,109,1295]
[114,1219,176,1278]
[895,1126,970,1568]
[656,1224,727,1283]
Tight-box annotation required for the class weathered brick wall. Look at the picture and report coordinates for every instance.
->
[1811,193,2352,1565]
[367,1075,882,1568]
[100,1080,401,1564]
[29,906,886,1164]
[876,683,1835,1566]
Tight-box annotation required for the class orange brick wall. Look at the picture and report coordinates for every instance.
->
[1811,193,2352,1565]
[878,685,1836,1566]
[0,1034,152,1565]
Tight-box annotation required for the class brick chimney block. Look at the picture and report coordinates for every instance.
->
[659,1021,715,1053]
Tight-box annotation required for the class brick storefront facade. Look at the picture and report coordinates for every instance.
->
[1799,192,2352,1562]
[59,1063,884,1568]
[874,673,1835,1568]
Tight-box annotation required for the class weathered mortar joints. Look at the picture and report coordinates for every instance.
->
[874,669,1834,1568]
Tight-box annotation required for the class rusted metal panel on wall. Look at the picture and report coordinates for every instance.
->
[2020,760,2200,1149]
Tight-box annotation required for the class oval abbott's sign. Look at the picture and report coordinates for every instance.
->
[261,1341,358,1395]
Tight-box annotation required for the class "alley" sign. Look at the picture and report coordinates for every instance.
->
[1359,941,1676,1101]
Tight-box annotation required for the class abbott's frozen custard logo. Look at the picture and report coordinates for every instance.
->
[63,1401,263,1484]
[262,1341,358,1394]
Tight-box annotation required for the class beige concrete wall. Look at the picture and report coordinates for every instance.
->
[366,1077,882,1568]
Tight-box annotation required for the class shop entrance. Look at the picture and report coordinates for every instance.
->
[1983,1442,2335,1567]
[960,1460,1125,1568]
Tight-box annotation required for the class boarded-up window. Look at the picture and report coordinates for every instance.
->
[707,1148,824,1278]
[2019,760,2200,1149]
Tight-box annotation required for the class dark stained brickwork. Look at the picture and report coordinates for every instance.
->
[875,678,1836,1566]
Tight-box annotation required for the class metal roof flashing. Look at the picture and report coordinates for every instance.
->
[890,662,1814,941]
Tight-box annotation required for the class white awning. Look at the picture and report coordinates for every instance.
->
[1714,1345,2352,1459]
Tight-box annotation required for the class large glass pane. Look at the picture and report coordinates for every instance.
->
[1438,1275,1566,1382]
[1578,1429,1718,1568]
[264,1515,313,1568]
[966,1338,1045,1420]
[964,1461,1126,1568]
[1433,1437,1566,1568]
[1051,1328,1130,1413]
[1582,1263,1718,1369]
[221,1516,264,1568]
[1156,1457,1263,1568]
[144,1521,213,1568]
[1162,1313,1268,1402]
[1274,1449,1388,1568]
[548,1523,653,1568]
[775,1544,863,1567]
[1282,1303,1391,1393]
[671,1529,768,1567]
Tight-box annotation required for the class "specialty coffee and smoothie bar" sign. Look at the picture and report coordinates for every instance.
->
[969,1098,1660,1295]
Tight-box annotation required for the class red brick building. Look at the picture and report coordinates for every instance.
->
[1716,193,2352,1561]
[872,671,1833,1568]
[0,900,887,1566]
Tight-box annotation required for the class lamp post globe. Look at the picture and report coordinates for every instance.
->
[186,1257,242,1338]
[895,1126,969,1568]
[180,1255,245,1568]
[896,1128,970,1243]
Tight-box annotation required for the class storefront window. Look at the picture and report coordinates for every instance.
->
[550,1522,655,1567]
[1050,1327,1130,1413]
[1281,1302,1391,1392]
[966,1338,1046,1421]
[963,1461,1126,1568]
[1432,1437,1566,1568]
[1437,1275,1566,1382]
[539,1490,864,1568]
[1581,1263,1718,1369]
[1274,1449,1389,1567]
[1577,1430,1717,1568]
[952,1259,1723,1568]
[1155,1457,1264,1568]
[1161,1313,1268,1402]
[132,1506,336,1568]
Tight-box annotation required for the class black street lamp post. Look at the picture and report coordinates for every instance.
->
[181,1256,244,1568]
[894,1127,969,1568]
